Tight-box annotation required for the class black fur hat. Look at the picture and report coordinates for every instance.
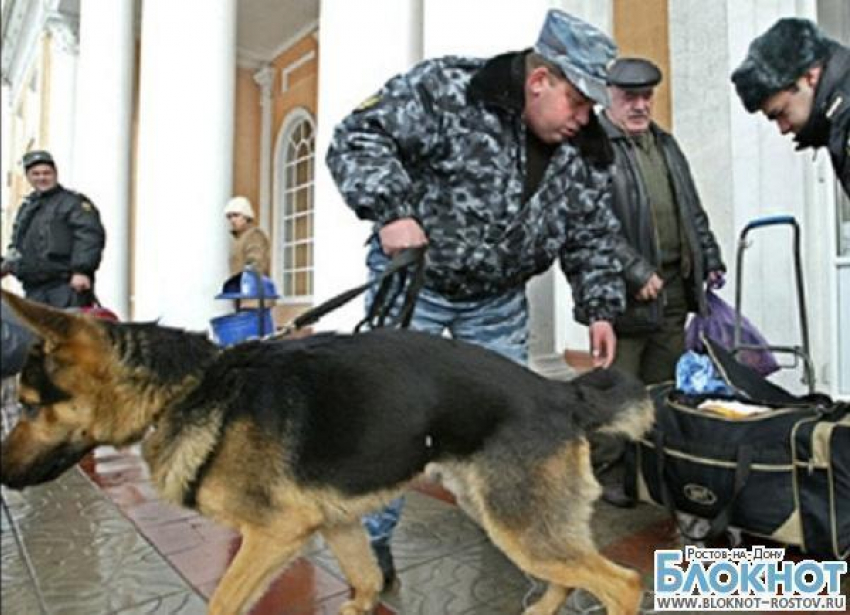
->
[731,18,836,112]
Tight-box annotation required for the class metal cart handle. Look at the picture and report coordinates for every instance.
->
[734,214,814,392]
[740,214,796,232]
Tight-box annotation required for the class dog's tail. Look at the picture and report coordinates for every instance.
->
[564,368,654,440]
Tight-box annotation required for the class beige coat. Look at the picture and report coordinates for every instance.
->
[229,225,271,276]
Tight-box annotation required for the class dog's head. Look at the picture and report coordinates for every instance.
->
[1,291,216,490]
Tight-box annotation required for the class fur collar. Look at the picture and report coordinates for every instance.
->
[795,44,850,150]
[467,49,528,112]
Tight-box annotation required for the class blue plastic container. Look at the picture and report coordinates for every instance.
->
[210,309,274,346]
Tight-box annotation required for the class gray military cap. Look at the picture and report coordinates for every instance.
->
[534,9,617,106]
[22,150,55,171]
[607,58,662,90]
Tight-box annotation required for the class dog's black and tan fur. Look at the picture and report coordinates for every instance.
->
[0,291,654,615]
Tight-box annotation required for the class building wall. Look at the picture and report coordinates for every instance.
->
[2,37,48,258]
[269,31,319,324]
[612,0,671,130]
[233,66,261,209]
[271,33,318,144]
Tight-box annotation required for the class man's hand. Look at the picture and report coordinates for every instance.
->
[379,218,428,256]
[70,273,92,292]
[589,320,616,369]
[707,270,726,290]
[636,273,664,301]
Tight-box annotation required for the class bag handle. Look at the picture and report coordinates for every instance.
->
[653,431,753,542]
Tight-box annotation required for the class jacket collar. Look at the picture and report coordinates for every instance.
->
[468,50,528,112]
[598,111,664,142]
[28,183,62,199]
[470,49,615,168]
[795,44,850,150]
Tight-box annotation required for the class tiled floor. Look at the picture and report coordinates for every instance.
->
[2,389,847,614]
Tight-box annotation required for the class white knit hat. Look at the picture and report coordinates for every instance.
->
[224,196,255,220]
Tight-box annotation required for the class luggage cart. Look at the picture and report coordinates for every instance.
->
[209,267,279,346]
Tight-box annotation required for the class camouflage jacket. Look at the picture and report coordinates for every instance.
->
[327,51,625,322]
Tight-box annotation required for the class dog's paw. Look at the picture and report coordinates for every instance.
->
[338,599,375,615]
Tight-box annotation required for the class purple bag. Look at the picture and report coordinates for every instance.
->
[685,290,780,377]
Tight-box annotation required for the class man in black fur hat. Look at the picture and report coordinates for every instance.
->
[731,18,849,197]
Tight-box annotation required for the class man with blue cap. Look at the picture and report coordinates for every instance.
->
[732,18,849,197]
[327,9,625,589]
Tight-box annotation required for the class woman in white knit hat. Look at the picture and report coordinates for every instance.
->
[224,196,271,276]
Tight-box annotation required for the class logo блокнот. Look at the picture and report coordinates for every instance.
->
[654,546,847,612]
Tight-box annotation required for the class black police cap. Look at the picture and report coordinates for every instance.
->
[606,58,662,90]
[22,150,55,171]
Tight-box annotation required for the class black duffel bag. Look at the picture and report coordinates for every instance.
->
[624,339,850,560]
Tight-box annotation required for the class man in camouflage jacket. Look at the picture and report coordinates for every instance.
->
[328,10,626,368]
[326,9,625,586]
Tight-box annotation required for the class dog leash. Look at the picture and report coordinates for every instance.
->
[265,246,426,339]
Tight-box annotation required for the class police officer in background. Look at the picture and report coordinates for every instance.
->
[2,150,106,308]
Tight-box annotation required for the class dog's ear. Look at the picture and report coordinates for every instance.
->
[2,290,100,345]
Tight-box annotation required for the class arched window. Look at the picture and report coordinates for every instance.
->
[274,109,315,303]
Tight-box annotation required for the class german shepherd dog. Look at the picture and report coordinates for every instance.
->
[0,291,653,615]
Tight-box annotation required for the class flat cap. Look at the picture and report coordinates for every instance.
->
[535,9,617,106]
[731,18,837,113]
[607,58,662,90]
[22,150,55,171]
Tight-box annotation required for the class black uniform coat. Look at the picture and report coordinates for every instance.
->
[7,184,105,291]
[795,44,850,198]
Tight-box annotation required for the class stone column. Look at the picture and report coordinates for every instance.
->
[134,0,236,328]
[313,0,424,331]
[73,0,134,318]
[1,81,12,216]
[254,64,275,233]
[44,11,79,181]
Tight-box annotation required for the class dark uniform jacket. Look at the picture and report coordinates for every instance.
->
[327,51,626,323]
[7,184,105,290]
[599,113,725,334]
[795,43,850,198]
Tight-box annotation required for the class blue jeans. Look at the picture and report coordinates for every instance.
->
[362,240,529,552]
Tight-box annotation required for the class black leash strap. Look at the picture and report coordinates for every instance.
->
[355,248,425,332]
[268,247,425,338]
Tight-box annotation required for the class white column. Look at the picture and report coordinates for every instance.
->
[134,0,236,329]
[254,64,274,234]
[313,0,423,331]
[0,82,12,217]
[44,12,79,181]
[73,0,134,319]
